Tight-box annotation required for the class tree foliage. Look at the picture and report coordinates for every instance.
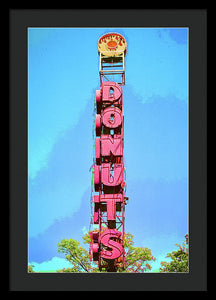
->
[28,233,188,273]
[28,264,36,273]
[159,234,189,273]
[57,231,155,273]
[57,238,92,272]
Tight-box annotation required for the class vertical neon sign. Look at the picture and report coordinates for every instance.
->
[90,33,128,272]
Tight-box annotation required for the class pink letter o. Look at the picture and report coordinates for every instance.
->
[102,107,122,129]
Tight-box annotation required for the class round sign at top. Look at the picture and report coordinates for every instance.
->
[97,33,127,57]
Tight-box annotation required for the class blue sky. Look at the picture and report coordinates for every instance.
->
[28,27,188,272]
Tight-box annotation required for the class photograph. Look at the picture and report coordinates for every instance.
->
[28,27,189,273]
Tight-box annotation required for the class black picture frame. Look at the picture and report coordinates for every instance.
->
[9,9,207,291]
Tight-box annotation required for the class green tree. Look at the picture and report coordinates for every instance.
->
[57,231,155,273]
[57,238,92,272]
[28,264,36,273]
[159,234,189,273]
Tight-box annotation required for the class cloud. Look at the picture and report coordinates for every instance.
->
[125,178,188,260]
[28,97,94,238]
[125,28,188,103]
[124,89,188,182]
[29,256,72,272]
[28,187,91,263]
[141,232,185,272]
[28,28,98,180]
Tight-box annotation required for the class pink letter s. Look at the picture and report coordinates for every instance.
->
[100,229,124,259]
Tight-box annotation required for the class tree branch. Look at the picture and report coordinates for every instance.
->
[69,250,90,273]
